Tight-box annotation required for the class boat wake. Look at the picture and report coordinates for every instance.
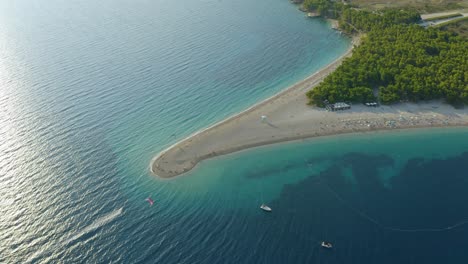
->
[63,207,123,246]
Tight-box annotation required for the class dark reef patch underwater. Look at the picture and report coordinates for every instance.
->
[259,151,468,263]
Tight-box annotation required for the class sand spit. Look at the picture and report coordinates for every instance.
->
[150,37,468,178]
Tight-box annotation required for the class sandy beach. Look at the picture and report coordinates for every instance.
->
[150,36,468,178]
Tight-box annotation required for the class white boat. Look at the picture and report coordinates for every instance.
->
[321,242,333,249]
[260,204,272,212]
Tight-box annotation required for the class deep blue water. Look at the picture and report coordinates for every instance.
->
[1,0,468,263]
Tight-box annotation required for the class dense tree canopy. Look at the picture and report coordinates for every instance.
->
[303,0,340,18]
[304,2,468,106]
[338,8,421,33]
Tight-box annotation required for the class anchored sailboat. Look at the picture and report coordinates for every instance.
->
[260,204,272,212]
[321,241,333,249]
[259,177,272,212]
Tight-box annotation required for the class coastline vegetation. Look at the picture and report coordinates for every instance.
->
[301,0,468,106]
[440,19,468,38]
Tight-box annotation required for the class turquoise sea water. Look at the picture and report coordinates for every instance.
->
[1,0,468,263]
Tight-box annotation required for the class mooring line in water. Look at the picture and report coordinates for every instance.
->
[318,179,468,233]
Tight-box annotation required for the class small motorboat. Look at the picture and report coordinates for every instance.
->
[321,241,333,249]
[260,204,272,212]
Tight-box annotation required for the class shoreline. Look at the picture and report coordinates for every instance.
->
[152,114,468,178]
[196,125,468,163]
[150,33,468,178]
[150,36,358,178]
[150,35,358,176]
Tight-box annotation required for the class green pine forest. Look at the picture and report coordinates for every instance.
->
[302,0,468,106]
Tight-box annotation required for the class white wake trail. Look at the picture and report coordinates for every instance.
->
[63,207,123,246]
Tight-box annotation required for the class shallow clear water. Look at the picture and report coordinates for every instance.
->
[1,0,467,263]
